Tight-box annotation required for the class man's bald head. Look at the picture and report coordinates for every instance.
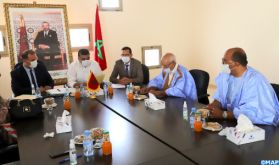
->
[161,53,176,68]
[223,47,248,66]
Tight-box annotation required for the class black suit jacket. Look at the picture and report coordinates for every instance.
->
[109,58,143,84]
[11,61,54,97]
[34,29,60,54]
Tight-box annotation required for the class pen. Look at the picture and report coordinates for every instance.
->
[57,89,61,92]
[58,154,83,164]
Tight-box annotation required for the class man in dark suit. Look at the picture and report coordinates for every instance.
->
[110,47,143,85]
[34,21,60,70]
[11,50,54,97]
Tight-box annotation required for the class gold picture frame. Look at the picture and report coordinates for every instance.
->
[4,2,73,85]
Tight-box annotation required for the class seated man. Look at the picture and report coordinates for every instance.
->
[34,21,61,70]
[141,53,197,101]
[207,47,279,125]
[67,49,102,88]
[11,50,54,97]
[109,47,143,85]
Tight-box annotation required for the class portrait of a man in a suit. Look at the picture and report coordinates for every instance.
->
[34,21,61,70]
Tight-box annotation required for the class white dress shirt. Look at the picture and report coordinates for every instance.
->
[67,60,102,87]
[23,66,38,88]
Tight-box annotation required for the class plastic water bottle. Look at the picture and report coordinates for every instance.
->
[31,84,35,95]
[80,84,86,98]
[35,88,42,98]
[83,130,93,156]
[69,139,77,165]
[183,101,188,121]
[190,107,197,128]
[125,84,130,96]
[103,83,108,97]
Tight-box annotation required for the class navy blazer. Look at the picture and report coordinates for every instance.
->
[11,61,54,96]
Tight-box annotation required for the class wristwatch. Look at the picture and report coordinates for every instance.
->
[222,111,228,119]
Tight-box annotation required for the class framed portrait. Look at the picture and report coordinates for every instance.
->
[4,3,73,85]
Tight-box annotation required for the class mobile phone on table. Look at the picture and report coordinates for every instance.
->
[48,150,69,159]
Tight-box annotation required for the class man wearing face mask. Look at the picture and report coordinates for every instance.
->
[207,47,279,125]
[140,53,197,100]
[67,49,102,88]
[11,50,54,97]
[109,47,143,85]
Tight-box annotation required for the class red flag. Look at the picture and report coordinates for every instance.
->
[94,5,107,71]
[19,15,29,60]
[87,71,100,92]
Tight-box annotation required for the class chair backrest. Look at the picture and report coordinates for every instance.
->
[142,64,150,85]
[189,69,210,104]
[271,83,279,101]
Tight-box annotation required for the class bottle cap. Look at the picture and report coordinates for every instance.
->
[83,130,91,136]
[183,101,187,108]
[191,107,196,112]
[103,130,109,134]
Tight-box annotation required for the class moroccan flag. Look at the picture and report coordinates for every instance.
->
[87,66,105,92]
[94,5,107,71]
[19,15,29,60]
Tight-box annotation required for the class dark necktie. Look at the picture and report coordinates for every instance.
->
[125,65,129,77]
[30,69,38,89]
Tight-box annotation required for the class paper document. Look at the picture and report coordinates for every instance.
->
[47,88,75,96]
[13,95,37,100]
[111,84,126,89]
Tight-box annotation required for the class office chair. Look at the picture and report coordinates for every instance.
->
[271,83,279,101]
[189,69,210,105]
[142,64,150,85]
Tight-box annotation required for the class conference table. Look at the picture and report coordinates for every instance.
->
[13,89,279,165]
[13,96,192,165]
[96,89,279,165]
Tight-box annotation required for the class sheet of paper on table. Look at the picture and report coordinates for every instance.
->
[111,84,126,89]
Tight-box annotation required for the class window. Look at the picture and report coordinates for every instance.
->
[99,0,123,11]
[69,24,93,51]
[0,26,8,56]
[142,45,162,69]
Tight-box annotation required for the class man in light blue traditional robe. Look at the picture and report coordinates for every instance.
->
[207,47,279,126]
[140,53,197,101]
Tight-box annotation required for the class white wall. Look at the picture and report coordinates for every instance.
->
[191,0,279,85]
[1,0,279,99]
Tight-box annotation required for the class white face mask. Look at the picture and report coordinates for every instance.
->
[221,64,230,74]
[81,60,91,67]
[30,60,38,68]
[121,56,130,63]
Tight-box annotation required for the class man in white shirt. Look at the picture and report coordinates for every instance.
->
[67,49,102,88]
